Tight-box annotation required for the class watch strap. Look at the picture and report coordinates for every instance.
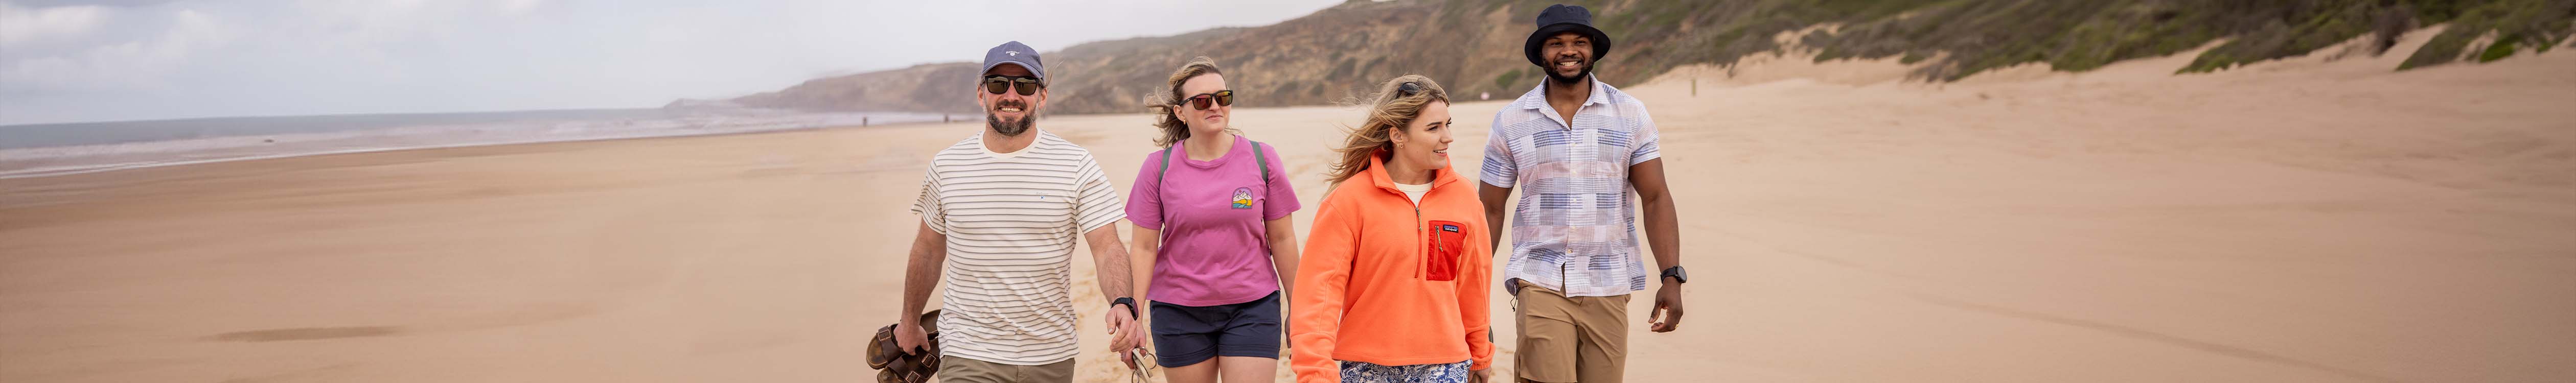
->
[1110,297,1138,317]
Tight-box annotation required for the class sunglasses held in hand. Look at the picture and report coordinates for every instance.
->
[1120,347,1158,383]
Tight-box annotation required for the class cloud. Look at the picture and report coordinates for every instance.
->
[0,0,1345,125]
[1,7,229,92]
[496,0,539,15]
[0,3,109,47]
[8,1,183,7]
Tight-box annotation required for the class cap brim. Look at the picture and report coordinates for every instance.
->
[1525,23,1613,68]
[980,60,1044,80]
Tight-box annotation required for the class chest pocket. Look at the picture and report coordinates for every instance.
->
[1424,220,1467,281]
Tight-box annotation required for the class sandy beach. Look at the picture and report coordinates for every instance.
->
[6,35,2575,382]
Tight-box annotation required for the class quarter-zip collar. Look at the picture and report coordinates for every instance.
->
[1358,153,1464,280]
[1361,153,1462,197]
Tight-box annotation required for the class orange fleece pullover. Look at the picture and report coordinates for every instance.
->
[1290,156,1493,382]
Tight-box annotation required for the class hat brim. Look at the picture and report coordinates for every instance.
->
[980,60,1045,81]
[1525,22,1612,69]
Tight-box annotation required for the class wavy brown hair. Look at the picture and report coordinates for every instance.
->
[1147,57,1236,147]
[1322,75,1449,186]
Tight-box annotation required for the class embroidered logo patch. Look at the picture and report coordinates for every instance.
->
[1442,224,1461,232]
[1231,187,1255,209]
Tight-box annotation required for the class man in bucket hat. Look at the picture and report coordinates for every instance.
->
[891,40,1149,383]
[1479,5,1689,383]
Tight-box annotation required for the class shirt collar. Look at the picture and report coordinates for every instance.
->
[1514,75,1612,110]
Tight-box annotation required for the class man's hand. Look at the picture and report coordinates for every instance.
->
[894,320,931,354]
[1648,282,1685,332]
[1469,367,1492,382]
[1106,304,1146,352]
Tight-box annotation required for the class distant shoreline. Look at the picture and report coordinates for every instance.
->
[0,111,960,180]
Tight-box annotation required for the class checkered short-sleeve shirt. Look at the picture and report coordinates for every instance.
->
[1479,77,1661,298]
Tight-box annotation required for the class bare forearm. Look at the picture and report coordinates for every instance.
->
[1628,159,1681,271]
[1269,235,1301,296]
[1094,247,1136,300]
[1478,184,1512,250]
[1085,226,1136,300]
[1128,227,1159,303]
[1264,218,1302,297]
[900,223,946,325]
[1643,196,1681,270]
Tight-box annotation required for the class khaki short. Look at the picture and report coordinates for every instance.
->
[937,355,1074,383]
[1513,284,1629,383]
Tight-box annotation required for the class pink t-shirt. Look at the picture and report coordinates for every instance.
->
[1127,134,1302,307]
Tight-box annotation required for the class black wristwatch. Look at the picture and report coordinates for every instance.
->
[1110,297,1138,317]
[1660,266,1688,284]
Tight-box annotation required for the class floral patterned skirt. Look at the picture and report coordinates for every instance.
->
[1338,360,1471,383]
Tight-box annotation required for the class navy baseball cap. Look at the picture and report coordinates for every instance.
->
[981,41,1046,82]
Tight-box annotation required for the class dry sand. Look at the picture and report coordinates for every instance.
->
[5,31,2574,382]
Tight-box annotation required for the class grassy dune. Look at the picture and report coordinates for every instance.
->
[728,0,2575,114]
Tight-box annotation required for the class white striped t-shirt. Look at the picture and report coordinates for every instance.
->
[910,129,1126,365]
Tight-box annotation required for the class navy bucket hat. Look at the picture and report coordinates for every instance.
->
[1524,4,1613,68]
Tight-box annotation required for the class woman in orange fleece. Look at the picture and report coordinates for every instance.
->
[1291,76,1492,383]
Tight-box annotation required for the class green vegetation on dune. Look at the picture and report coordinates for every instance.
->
[729,0,2572,115]
[1520,0,2575,81]
[2399,0,2576,68]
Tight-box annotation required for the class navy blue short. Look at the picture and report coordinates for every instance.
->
[1148,291,1284,367]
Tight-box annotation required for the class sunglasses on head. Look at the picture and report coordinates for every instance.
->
[983,75,1043,95]
[1396,81,1425,98]
[1181,90,1234,110]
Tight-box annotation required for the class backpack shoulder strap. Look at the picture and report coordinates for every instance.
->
[1250,139,1270,183]
[1165,139,1271,186]
[1157,146,1175,184]
[1247,139,1276,258]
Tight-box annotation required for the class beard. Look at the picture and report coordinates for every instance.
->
[985,103,1034,136]
[1546,57,1594,85]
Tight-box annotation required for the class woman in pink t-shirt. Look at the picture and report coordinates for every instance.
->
[1124,57,1304,383]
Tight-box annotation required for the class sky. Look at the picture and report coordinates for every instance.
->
[0,0,1344,126]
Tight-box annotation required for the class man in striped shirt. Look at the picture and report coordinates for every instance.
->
[1479,5,1686,383]
[891,41,1144,383]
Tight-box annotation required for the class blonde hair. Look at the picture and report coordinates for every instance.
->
[1147,57,1236,147]
[1323,75,1449,186]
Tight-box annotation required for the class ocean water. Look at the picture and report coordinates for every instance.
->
[0,109,955,179]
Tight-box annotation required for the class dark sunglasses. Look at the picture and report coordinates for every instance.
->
[1181,90,1234,110]
[1396,81,1425,98]
[983,75,1043,95]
